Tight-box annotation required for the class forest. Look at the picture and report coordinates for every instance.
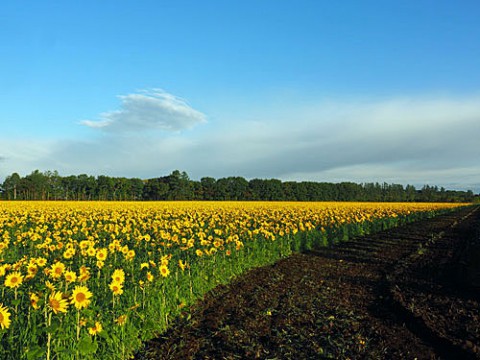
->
[0,169,476,203]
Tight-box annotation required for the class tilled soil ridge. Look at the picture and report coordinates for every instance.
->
[136,206,480,360]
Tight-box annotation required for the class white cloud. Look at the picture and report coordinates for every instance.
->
[80,89,206,132]
[1,93,480,193]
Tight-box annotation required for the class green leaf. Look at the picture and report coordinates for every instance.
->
[77,335,98,356]
[97,330,109,340]
[45,321,60,334]
[26,346,44,360]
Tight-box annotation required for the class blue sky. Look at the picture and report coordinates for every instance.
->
[1,1,480,192]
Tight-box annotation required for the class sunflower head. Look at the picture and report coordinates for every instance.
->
[50,262,65,279]
[64,271,77,284]
[30,292,41,310]
[49,291,69,314]
[5,271,23,288]
[88,321,103,335]
[115,315,127,326]
[96,248,108,261]
[27,264,38,276]
[178,260,188,271]
[35,257,47,267]
[111,269,125,284]
[159,265,170,278]
[109,281,124,296]
[45,280,56,292]
[70,286,93,310]
[0,304,11,330]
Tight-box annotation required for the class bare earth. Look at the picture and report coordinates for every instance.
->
[136,206,480,360]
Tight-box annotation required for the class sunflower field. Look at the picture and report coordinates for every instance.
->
[0,201,468,359]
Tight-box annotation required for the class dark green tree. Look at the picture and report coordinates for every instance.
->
[200,177,217,200]
[2,172,21,200]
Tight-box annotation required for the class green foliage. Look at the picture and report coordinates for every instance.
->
[1,170,475,202]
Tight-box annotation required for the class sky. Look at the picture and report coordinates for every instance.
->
[1,0,479,192]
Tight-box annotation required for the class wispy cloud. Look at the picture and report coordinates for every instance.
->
[1,93,480,192]
[80,89,207,132]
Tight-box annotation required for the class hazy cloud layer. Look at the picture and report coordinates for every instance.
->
[1,94,479,192]
[81,89,206,132]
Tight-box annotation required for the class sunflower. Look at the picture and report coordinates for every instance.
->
[50,262,65,279]
[146,271,154,282]
[70,286,93,310]
[86,247,96,257]
[78,266,91,282]
[111,269,125,284]
[115,314,127,326]
[79,317,87,327]
[64,271,77,284]
[121,246,129,255]
[13,259,24,271]
[0,304,11,330]
[63,248,75,259]
[45,280,56,292]
[49,291,69,314]
[159,265,170,278]
[27,264,38,277]
[4,271,23,288]
[30,292,40,310]
[125,249,135,261]
[0,265,7,277]
[160,254,171,265]
[35,257,47,267]
[88,321,103,336]
[109,281,123,296]
[108,243,116,253]
[178,260,188,271]
[96,248,108,262]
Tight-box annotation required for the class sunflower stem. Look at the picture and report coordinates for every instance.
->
[46,311,52,360]
[76,310,80,340]
[14,288,18,314]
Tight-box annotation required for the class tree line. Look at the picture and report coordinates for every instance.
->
[0,169,476,203]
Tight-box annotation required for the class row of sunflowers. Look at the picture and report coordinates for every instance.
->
[0,201,467,359]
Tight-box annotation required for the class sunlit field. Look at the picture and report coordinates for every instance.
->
[0,201,467,359]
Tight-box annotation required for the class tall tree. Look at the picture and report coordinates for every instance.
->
[165,170,194,200]
[200,177,217,200]
[2,172,21,200]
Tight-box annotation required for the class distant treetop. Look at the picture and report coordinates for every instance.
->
[0,170,475,203]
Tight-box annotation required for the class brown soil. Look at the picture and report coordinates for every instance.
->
[136,206,480,360]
